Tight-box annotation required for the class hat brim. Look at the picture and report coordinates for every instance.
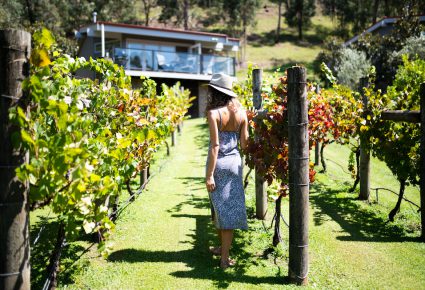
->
[208,84,238,98]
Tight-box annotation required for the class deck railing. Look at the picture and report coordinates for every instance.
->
[113,47,235,76]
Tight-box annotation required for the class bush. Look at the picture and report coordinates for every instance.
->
[391,35,425,61]
[334,47,371,89]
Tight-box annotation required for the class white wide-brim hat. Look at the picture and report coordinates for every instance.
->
[208,73,238,98]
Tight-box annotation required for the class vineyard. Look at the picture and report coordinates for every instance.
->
[1,29,193,289]
[1,25,425,289]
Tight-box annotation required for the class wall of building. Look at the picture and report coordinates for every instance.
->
[79,36,94,60]
[76,37,96,79]
[198,84,208,118]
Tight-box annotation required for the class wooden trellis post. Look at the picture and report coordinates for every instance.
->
[381,82,424,241]
[253,68,267,220]
[177,87,184,134]
[0,29,31,290]
[287,66,309,285]
[421,83,425,241]
[359,77,370,201]
[140,167,148,189]
[171,130,177,146]
[314,84,320,166]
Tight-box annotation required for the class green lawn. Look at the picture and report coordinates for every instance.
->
[27,118,425,289]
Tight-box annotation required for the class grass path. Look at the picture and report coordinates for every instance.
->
[64,118,425,289]
[66,118,287,289]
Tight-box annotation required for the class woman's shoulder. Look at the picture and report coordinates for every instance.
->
[207,108,220,120]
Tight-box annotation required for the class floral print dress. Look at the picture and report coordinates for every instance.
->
[206,109,248,230]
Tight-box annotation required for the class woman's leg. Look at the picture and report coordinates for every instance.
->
[217,229,222,243]
[209,230,222,255]
[209,205,221,254]
[220,229,233,264]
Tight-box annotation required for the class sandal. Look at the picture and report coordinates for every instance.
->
[220,258,236,269]
[209,246,221,256]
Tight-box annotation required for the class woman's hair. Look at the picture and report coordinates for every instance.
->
[205,87,240,114]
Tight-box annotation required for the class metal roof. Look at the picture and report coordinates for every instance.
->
[79,21,240,47]
[344,15,425,46]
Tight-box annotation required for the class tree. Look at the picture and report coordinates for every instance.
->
[270,0,284,43]
[157,0,193,29]
[141,0,157,26]
[222,0,261,62]
[0,0,137,35]
[312,36,344,85]
[318,0,423,37]
[0,0,137,54]
[0,0,26,29]
[355,4,423,89]
[284,0,315,40]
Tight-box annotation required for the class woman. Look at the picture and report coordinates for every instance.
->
[205,73,249,269]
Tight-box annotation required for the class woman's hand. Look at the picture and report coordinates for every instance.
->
[206,176,216,192]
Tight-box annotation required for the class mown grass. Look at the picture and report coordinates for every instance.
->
[28,118,424,289]
[317,142,421,234]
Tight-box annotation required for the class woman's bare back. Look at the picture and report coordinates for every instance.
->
[216,102,243,132]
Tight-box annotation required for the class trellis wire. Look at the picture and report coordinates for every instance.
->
[324,156,421,211]
[38,137,173,290]
[112,155,170,219]
[33,209,52,245]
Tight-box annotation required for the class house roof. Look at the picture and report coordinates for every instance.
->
[79,21,240,47]
[344,15,425,46]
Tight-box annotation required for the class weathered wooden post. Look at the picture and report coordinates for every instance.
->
[171,130,177,146]
[314,141,320,166]
[253,68,267,220]
[359,77,370,201]
[0,29,31,290]
[314,84,320,166]
[420,83,425,241]
[140,167,148,189]
[287,66,309,285]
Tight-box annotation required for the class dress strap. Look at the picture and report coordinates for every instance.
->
[217,109,222,131]
[237,109,243,132]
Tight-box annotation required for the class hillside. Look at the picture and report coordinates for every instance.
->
[241,2,337,79]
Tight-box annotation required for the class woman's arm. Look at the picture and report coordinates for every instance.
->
[240,110,249,150]
[206,110,219,192]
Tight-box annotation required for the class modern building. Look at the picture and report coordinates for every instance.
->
[344,15,425,46]
[76,14,240,117]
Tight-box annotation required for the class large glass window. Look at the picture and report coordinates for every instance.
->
[112,40,235,76]
[127,42,176,71]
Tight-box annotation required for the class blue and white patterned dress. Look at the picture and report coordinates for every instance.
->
[206,109,248,230]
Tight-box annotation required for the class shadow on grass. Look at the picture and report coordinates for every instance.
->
[310,181,420,243]
[177,176,205,186]
[108,120,287,287]
[109,181,287,288]
[30,216,89,289]
[108,213,287,288]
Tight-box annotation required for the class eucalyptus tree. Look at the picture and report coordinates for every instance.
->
[284,0,315,40]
